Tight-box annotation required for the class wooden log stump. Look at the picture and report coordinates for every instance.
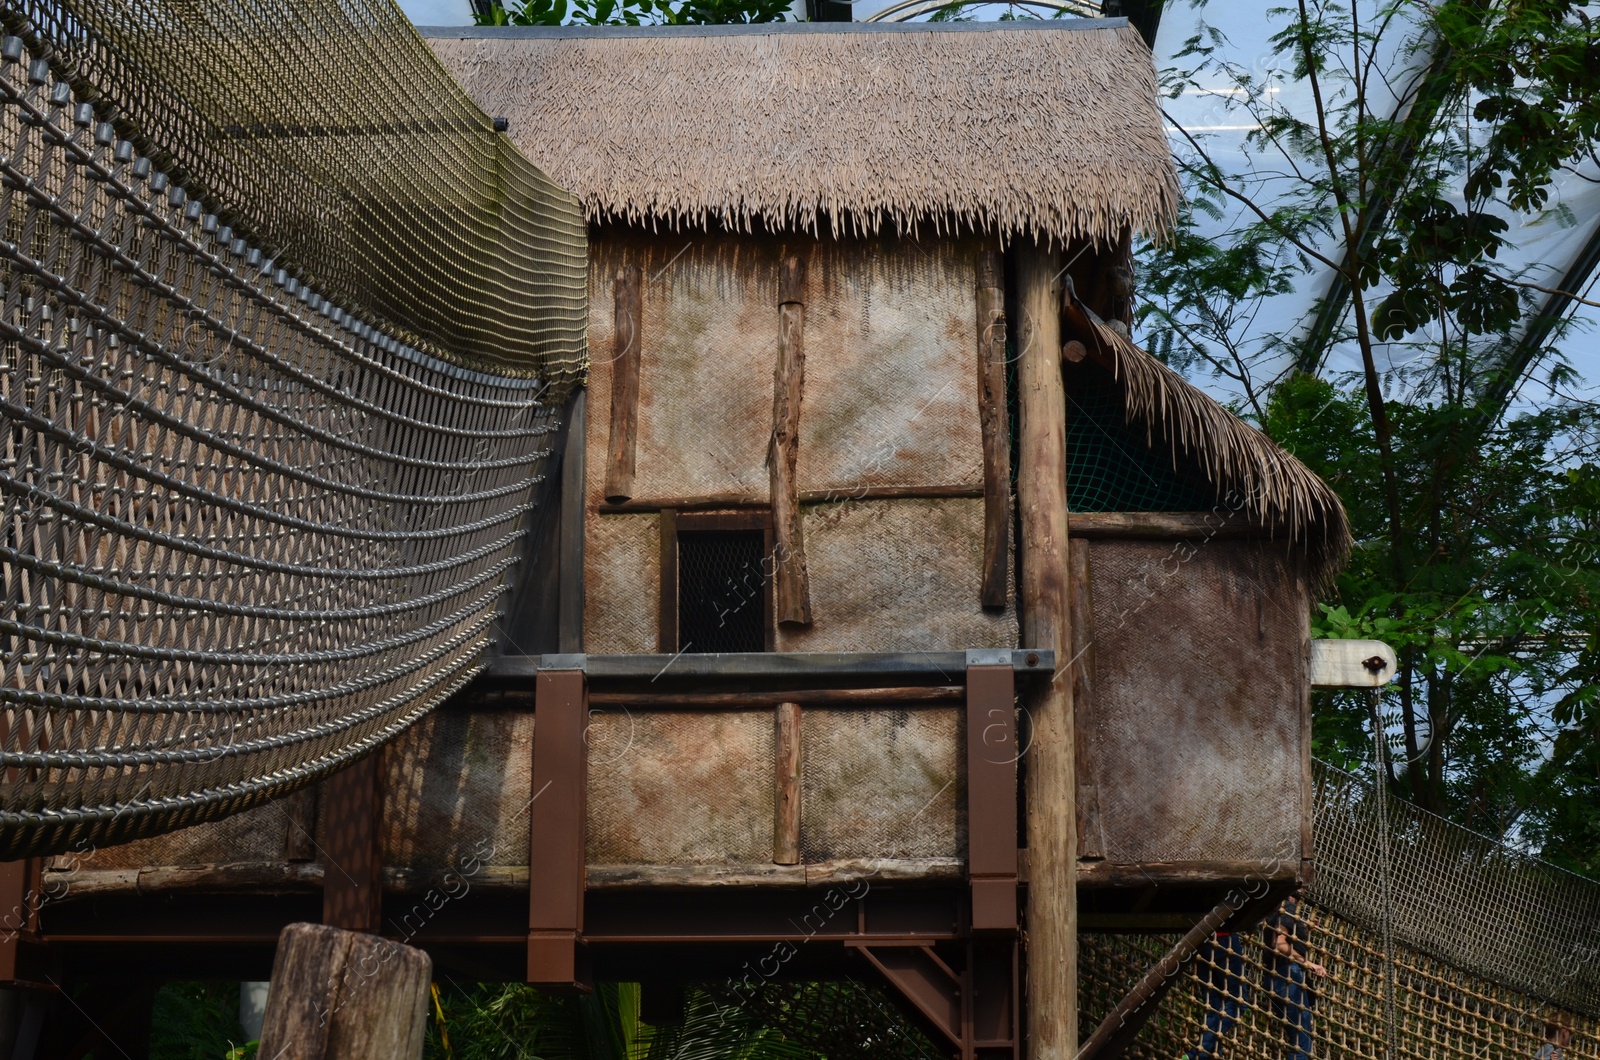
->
[257,922,431,1060]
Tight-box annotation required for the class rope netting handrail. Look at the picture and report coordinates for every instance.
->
[1079,760,1600,1060]
[1,0,588,384]
[0,0,587,858]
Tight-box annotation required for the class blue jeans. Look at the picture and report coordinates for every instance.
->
[1194,935,1249,1060]
[1269,963,1314,1060]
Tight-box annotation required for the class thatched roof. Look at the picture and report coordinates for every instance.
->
[1064,288,1352,581]
[423,21,1179,244]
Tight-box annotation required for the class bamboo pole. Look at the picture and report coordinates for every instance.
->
[977,247,1011,609]
[774,701,802,864]
[603,265,643,504]
[1015,242,1076,1060]
[771,253,813,625]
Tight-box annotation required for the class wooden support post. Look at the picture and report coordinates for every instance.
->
[285,786,320,863]
[774,702,802,865]
[658,508,678,652]
[771,253,813,626]
[977,248,1011,610]
[257,922,430,1060]
[1068,539,1103,860]
[0,858,36,983]
[559,388,587,654]
[1015,242,1076,1059]
[603,265,643,504]
[967,664,1018,932]
[529,667,590,987]
[322,755,382,933]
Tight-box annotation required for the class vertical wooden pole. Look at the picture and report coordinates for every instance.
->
[773,701,802,865]
[528,667,589,987]
[658,508,679,653]
[603,266,643,504]
[257,922,430,1060]
[322,755,382,933]
[976,248,1011,610]
[771,253,813,626]
[1015,242,1076,1059]
[559,388,588,654]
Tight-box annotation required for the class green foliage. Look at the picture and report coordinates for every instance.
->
[149,981,254,1060]
[423,981,826,1060]
[1149,1,1600,867]
[473,0,792,27]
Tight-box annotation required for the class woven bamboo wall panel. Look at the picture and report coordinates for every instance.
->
[775,498,1015,653]
[797,238,982,493]
[85,799,294,870]
[585,232,984,503]
[800,706,963,862]
[379,710,535,870]
[584,512,659,654]
[587,710,774,865]
[1082,539,1308,864]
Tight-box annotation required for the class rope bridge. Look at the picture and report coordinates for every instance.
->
[0,0,587,858]
[1078,762,1600,1060]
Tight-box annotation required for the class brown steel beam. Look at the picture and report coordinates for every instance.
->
[966,665,1018,932]
[528,667,590,988]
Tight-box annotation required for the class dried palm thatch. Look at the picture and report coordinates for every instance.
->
[1069,296,1352,580]
[425,21,1179,246]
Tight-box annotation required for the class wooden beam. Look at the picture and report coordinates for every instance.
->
[484,650,1054,685]
[1074,859,1300,889]
[657,508,678,653]
[284,785,320,863]
[600,483,983,514]
[257,922,431,1060]
[528,667,589,987]
[1015,241,1077,1059]
[603,265,643,504]
[967,664,1018,932]
[1075,898,1235,1060]
[559,388,587,653]
[321,754,382,933]
[587,686,964,708]
[1065,511,1262,540]
[977,248,1011,610]
[773,702,802,865]
[771,254,813,626]
[1069,538,1104,860]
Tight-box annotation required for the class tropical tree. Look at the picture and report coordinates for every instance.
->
[1143,0,1600,861]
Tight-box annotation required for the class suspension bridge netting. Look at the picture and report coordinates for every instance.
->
[0,0,588,858]
[1078,761,1600,1060]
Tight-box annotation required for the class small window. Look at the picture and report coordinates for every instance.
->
[659,511,772,653]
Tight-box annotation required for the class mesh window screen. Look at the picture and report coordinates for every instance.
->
[1065,360,1216,512]
[677,530,767,654]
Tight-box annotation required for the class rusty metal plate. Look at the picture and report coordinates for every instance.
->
[1082,539,1308,864]
[800,706,963,861]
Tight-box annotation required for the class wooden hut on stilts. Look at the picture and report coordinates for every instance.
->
[6,18,1377,1059]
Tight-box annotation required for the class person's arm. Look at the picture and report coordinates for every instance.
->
[1276,922,1326,978]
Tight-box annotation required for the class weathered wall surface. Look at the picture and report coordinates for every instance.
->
[379,710,536,870]
[583,229,1013,654]
[1078,539,1310,865]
